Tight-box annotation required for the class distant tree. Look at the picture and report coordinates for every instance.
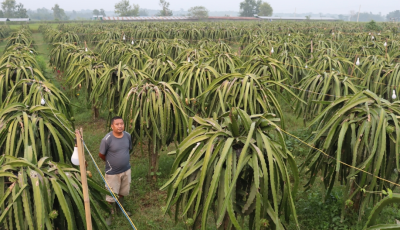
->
[158,0,173,16]
[258,2,272,16]
[337,14,347,21]
[51,4,67,20]
[305,15,311,20]
[93,9,99,17]
[0,10,4,17]
[99,8,106,16]
[114,0,129,15]
[239,0,262,17]
[139,9,148,16]
[38,8,53,20]
[28,7,53,20]
[131,4,140,16]
[387,10,400,21]
[349,12,384,22]
[114,0,139,16]
[365,20,382,31]
[15,3,27,17]
[188,6,208,19]
[1,0,16,17]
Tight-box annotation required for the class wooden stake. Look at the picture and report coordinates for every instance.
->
[350,55,358,77]
[75,129,92,230]
[310,40,313,59]
[385,38,388,59]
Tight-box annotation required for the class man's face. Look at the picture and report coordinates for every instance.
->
[111,119,124,133]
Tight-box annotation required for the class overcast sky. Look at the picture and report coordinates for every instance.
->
[17,0,399,15]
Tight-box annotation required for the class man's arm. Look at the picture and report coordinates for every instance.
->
[127,132,133,154]
[99,137,108,161]
[129,133,133,151]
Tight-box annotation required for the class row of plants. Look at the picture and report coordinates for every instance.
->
[40,21,400,43]
[42,24,301,229]
[39,21,400,229]
[40,23,400,103]
[0,25,10,40]
[0,27,111,230]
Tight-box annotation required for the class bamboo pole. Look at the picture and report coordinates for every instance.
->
[75,129,92,230]
[385,38,388,59]
[350,55,358,77]
[310,40,313,59]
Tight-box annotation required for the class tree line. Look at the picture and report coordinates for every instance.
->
[5,0,398,21]
[0,0,28,18]
[112,0,273,18]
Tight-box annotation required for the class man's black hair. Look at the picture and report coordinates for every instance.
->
[111,116,123,125]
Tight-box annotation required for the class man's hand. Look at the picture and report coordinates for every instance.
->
[99,153,106,161]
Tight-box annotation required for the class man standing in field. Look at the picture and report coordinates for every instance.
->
[99,116,132,225]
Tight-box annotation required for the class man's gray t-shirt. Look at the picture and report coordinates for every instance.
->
[99,131,132,175]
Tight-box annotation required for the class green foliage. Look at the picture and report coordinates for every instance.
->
[1,0,16,18]
[114,0,140,17]
[294,189,361,230]
[157,0,173,16]
[294,72,359,120]
[143,54,177,81]
[0,156,110,230]
[161,109,299,230]
[51,4,68,20]
[258,2,273,16]
[350,13,385,22]
[0,103,74,163]
[119,78,188,177]
[187,6,209,19]
[91,62,148,119]
[4,78,73,117]
[5,29,32,48]
[364,193,400,229]
[93,9,100,16]
[39,20,400,230]
[304,90,400,219]
[49,43,81,72]
[172,60,219,111]
[14,3,27,18]
[239,0,262,17]
[99,9,106,16]
[66,55,108,102]
[198,73,299,123]
[386,10,400,21]
[96,40,147,67]
[0,28,113,230]
[365,20,382,31]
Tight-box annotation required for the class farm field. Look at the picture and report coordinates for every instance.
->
[1,21,400,230]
